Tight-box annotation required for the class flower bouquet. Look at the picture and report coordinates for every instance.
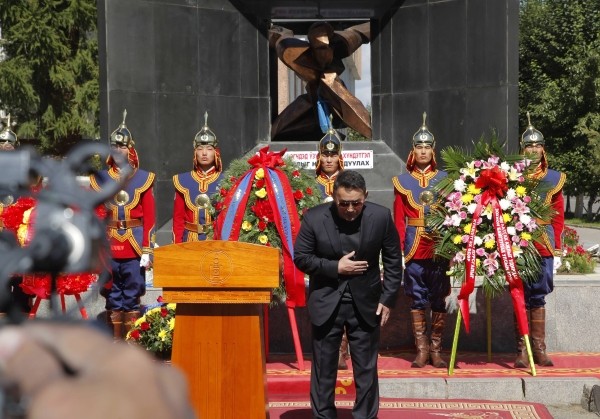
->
[209,146,322,305]
[126,297,176,357]
[427,136,554,375]
[558,226,597,274]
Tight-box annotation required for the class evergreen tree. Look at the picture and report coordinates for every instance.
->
[0,0,99,155]
[519,0,600,219]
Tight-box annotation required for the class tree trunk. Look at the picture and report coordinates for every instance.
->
[587,193,597,221]
[575,194,584,219]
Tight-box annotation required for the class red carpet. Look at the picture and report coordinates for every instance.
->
[269,398,553,418]
[267,351,600,397]
[267,351,600,417]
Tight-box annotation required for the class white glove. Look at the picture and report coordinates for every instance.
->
[140,253,152,268]
[553,256,562,273]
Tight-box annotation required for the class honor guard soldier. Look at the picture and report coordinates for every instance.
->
[392,112,450,368]
[89,110,156,340]
[315,119,344,203]
[172,112,224,243]
[0,115,32,314]
[513,113,566,368]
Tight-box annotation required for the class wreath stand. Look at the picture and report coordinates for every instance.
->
[448,294,536,376]
[22,273,90,319]
[263,305,305,371]
[28,293,89,319]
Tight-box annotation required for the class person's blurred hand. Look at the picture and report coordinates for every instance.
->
[0,322,195,419]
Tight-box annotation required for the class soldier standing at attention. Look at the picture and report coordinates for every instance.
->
[392,113,450,368]
[89,110,156,340]
[172,112,223,243]
[513,113,565,368]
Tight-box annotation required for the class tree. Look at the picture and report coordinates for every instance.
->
[0,0,99,155]
[519,0,600,220]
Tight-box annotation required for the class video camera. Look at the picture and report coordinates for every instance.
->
[0,142,130,320]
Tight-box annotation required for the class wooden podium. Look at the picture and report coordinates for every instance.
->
[153,241,280,419]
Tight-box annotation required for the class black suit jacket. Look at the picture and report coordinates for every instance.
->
[294,201,403,328]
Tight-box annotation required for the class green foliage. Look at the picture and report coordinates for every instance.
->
[519,0,600,198]
[0,0,99,154]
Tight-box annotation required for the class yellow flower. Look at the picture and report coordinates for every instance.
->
[515,186,527,197]
[134,316,146,327]
[158,329,168,341]
[453,235,463,245]
[258,234,269,244]
[255,188,267,198]
[484,239,495,249]
[467,184,481,195]
[521,232,532,241]
[463,223,472,234]
[147,307,160,315]
[461,193,474,204]
[242,220,253,231]
[503,213,512,223]
[168,318,175,330]
[167,303,176,311]
[255,168,264,179]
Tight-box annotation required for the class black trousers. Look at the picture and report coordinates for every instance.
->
[310,300,380,419]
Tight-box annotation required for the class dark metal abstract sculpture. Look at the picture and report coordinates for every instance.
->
[269,21,372,141]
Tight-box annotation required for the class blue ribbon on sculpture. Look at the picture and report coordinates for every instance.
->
[317,96,330,133]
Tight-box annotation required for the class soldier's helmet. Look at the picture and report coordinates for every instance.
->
[412,112,435,148]
[194,112,218,148]
[0,114,19,148]
[520,112,544,149]
[316,115,344,174]
[318,125,342,155]
[110,109,134,148]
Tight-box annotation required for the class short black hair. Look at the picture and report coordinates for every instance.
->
[333,170,366,194]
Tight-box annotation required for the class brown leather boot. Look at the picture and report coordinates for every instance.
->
[429,311,447,368]
[410,309,429,368]
[338,332,349,370]
[124,310,141,339]
[514,312,529,368]
[107,310,124,341]
[530,307,553,366]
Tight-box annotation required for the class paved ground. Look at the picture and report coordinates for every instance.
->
[547,404,598,418]
[544,225,599,417]
[568,225,600,251]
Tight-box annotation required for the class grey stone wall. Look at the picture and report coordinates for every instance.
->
[37,274,600,354]
[97,0,271,227]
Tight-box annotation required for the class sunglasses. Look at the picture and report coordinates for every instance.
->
[337,200,364,209]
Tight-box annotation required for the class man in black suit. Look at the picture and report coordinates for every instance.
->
[294,170,403,419]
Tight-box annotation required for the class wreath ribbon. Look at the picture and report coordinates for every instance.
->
[458,166,529,335]
[214,146,305,307]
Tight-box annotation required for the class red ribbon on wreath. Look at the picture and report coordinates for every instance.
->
[458,165,529,335]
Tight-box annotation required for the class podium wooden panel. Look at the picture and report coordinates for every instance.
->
[154,241,280,419]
